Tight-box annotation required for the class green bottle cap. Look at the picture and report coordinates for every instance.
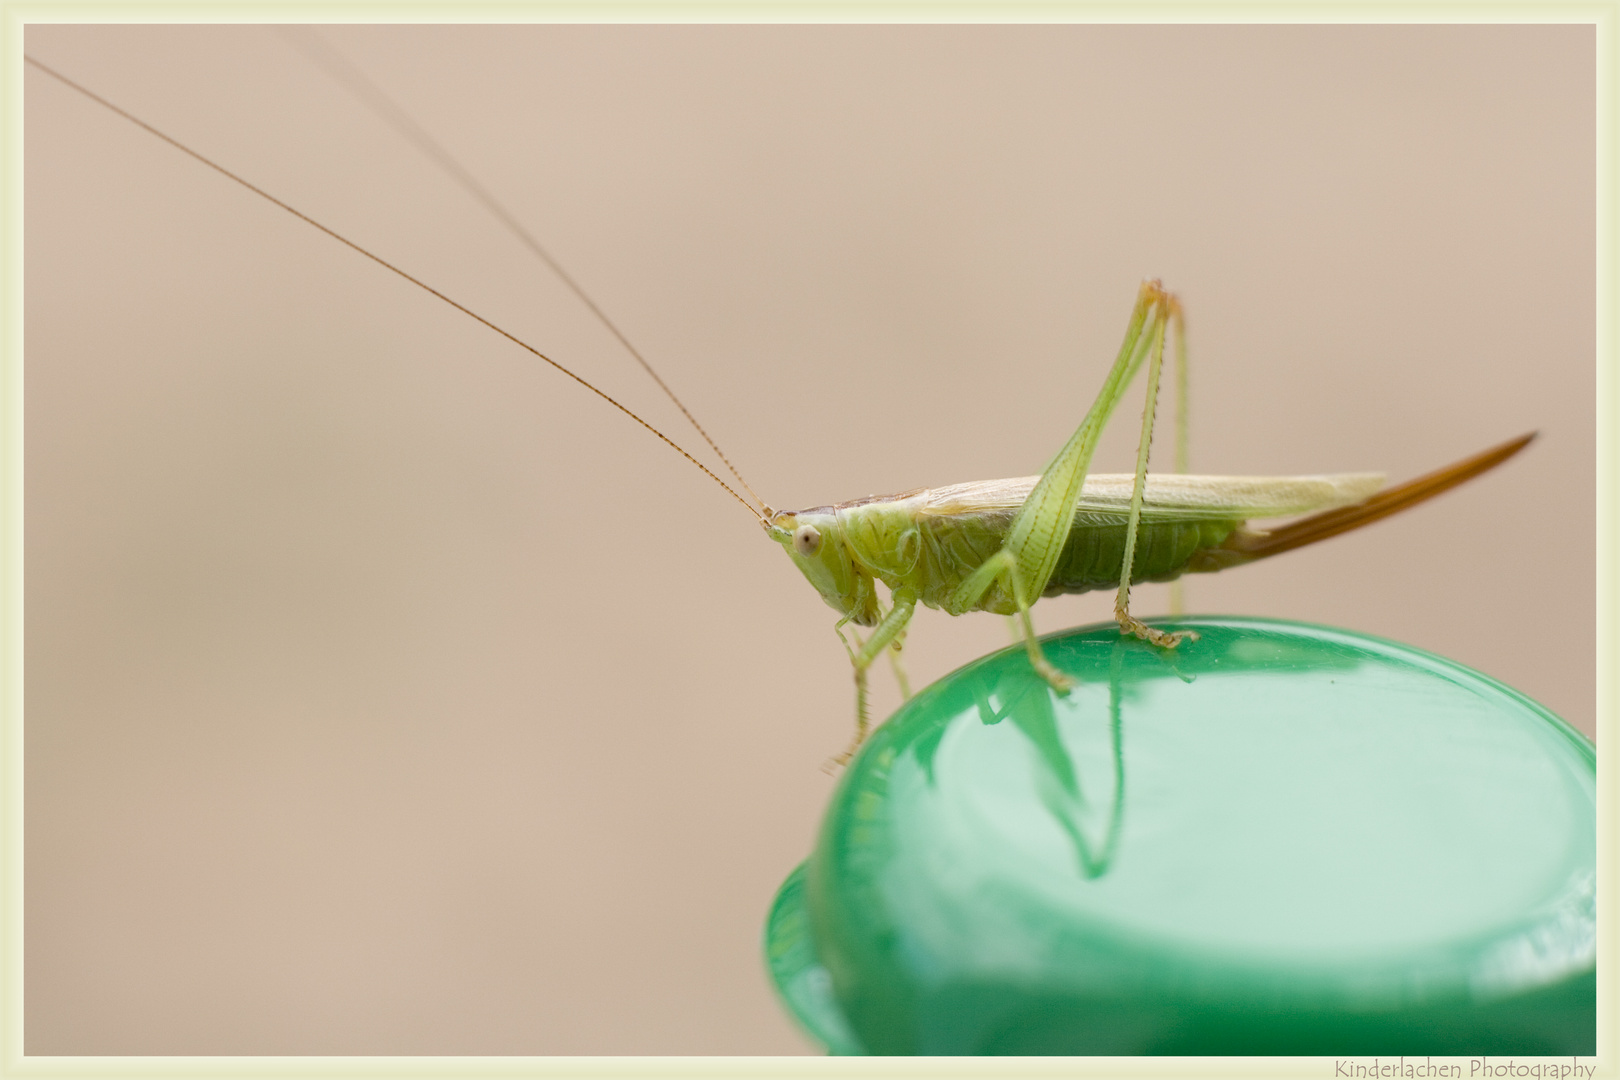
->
[764,616,1595,1055]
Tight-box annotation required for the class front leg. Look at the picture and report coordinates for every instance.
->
[886,622,913,701]
[830,587,919,768]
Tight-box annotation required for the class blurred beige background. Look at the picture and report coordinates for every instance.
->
[24,25,1595,1055]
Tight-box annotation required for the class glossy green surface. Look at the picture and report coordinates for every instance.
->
[765,617,1595,1056]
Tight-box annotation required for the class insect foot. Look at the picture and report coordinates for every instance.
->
[1116,613,1200,650]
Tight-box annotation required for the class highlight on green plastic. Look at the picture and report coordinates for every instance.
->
[764,616,1595,1056]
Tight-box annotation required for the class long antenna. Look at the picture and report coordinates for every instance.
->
[27,55,771,528]
[277,28,772,518]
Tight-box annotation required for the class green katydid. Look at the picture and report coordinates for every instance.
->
[763,279,1531,763]
[30,55,1535,769]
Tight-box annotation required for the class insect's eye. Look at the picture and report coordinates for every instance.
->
[793,525,822,556]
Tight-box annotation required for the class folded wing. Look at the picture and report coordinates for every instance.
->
[919,471,1386,524]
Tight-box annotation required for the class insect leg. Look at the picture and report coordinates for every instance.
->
[947,549,1075,691]
[1114,298,1197,649]
[836,597,913,710]
[1167,302,1190,617]
[886,623,913,701]
[830,587,920,767]
[944,280,1173,687]
[994,280,1169,600]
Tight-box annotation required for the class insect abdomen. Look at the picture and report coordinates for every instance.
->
[1044,518,1240,596]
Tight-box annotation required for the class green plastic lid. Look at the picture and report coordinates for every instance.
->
[765,616,1595,1056]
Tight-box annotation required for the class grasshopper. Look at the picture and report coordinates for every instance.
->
[28,50,1534,771]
